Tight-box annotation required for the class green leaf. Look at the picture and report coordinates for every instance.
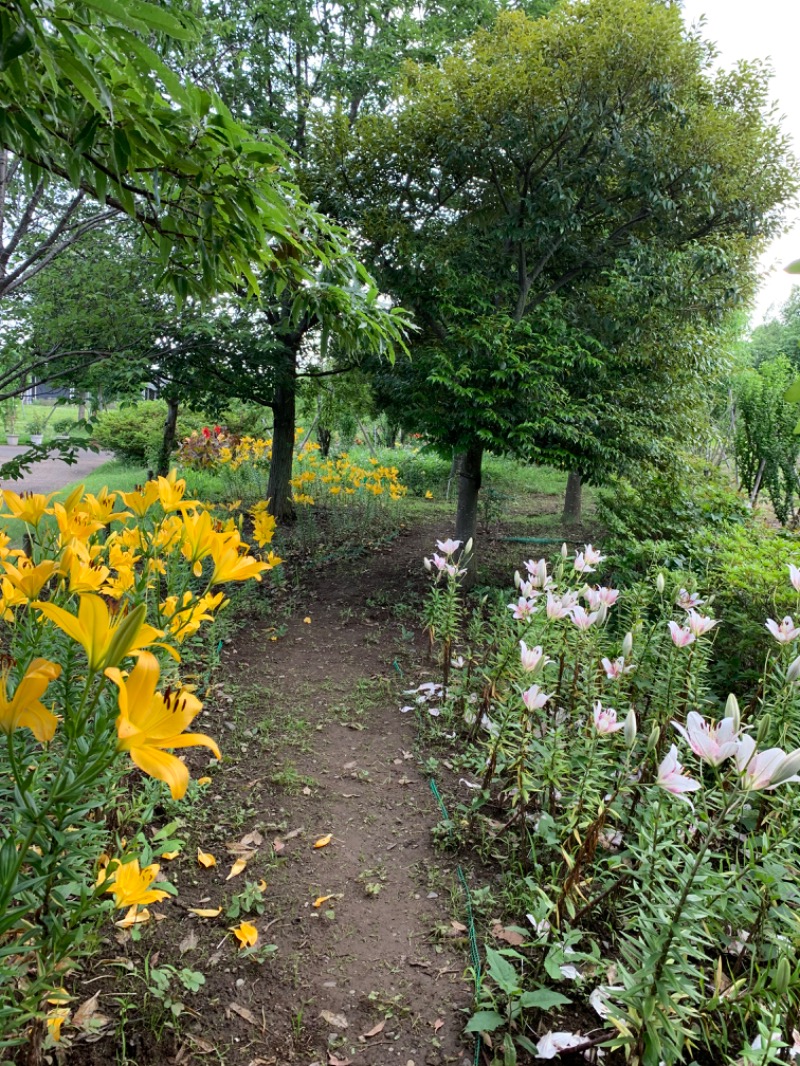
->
[486,947,520,996]
[785,259,800,275]
[784,377,800,404]
[81,0,195,40]
[518,988,572,1010]
[465,1010,505,1034]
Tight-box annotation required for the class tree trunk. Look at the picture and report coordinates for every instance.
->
[267,344,299,522]
[156,397,179,478]
[317,425,332,457]
[562,471,582,524]
[455,441,483,589]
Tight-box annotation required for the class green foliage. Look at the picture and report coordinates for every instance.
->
[733,355,800,524]
[596,456,749,550]
[748,287,800,369]
[93,402,208,466]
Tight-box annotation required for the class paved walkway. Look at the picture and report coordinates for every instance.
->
[0,447,114,494]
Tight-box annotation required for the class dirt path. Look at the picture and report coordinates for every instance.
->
[145,523,475,1066]
[0,447,113,493]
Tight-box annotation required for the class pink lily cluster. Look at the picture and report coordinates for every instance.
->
[658,710,800,801]
[765,616,800,644]
[601,655,633,681]
[424,537,466,579]
[574,544,605,575]
[668,609,719,648]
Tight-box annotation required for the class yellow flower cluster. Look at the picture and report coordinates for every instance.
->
[0,471,281,797]
[290,444,407,506]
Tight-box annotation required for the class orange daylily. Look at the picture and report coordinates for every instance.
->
[108,651,220,799]
[0,658,61,742]
[2,489,55,527]
[2,558,57,600]
[34,595,163,671]
[101,856,170,908]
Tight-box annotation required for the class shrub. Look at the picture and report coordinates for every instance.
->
[93,403,208,466]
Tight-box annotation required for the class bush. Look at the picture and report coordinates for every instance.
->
[93,403,208,466]
[596,456,749,549]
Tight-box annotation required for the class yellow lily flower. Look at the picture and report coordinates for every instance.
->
[161,591,225,641]
[209,539,269,585]
[2,489,55,527]
[34,595,163,671]
[67,557,111,594]
[151,514,184,554]
[252,511,277,548]
[0,658,61,742]
[46,1008,70,1042]
[2,558,57,601]
[103,566,137,600]
[53,503,105,544]
[79,488,122,525]
[157,470,197,513]
[180,509,216,576]
[101,856,170,908]
[107,651,220,799]
[118,481,161,518]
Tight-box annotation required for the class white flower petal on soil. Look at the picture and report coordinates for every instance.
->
[536,1031,584,1059]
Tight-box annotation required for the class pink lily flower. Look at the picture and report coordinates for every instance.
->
[656,745,702,801]
[522,684,551,711]
[686,610,719,637]
[601,656,633,680]
[734,735,800,790]
[435,538,461,556]
[444,563,466,578]
[588,586,620,608]
[518,580,541,599]
[545,593,569,620]
[520,640,548,672]
[570,605,600,630]
[766,616,800,644]
[677,588,705,611]
[573,552,595,575]
[668,620,695,648]
[672,711,739,766]
[592,701,624,734]
[791,564,800,593]
[508,597,537,621]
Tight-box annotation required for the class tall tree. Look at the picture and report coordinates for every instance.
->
[316,0,796,576]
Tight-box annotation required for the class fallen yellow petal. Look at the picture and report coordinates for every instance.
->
[231,921,259,948]
[226,857,247,880]
[188,906,223,918]
[257,879,267,892]
[115,905,151,928]
[197,848,217,868]
[313,834,332,849]
[313,895,333,908]
[160,850,180,861]
[197,776,212,786]
[303,616,312,624]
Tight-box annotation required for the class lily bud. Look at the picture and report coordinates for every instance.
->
[724,693,740,731]
[656,573,665,594]
[647,724,660,752]
[423,557,432,572]
[514,570,522,589]
[788,656,800,684]
[464,538,473,556]
[772,748,800,787]
[756,713,772,746]
[623,709,637,747]
[596,603,608,624]
[561,542,568,559]
[622,632,633,659]
[773,956,791,995]
[537,559,547,586]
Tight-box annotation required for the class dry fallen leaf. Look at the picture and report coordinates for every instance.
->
[328,1056,352,1066]
[228,1002,259,1025]
[450,920,467,933]
[227,857,247,880]
[272,838,285,854]
[188,906,223,918]
[197,848,217,869]
[313,895,333,908]
[314,834,332,849]
[72,992,101,1028]
[187,1034,216,1054]
[283,828,304,841]
[433,1019,444,1033]
[363,1020,385,1038]
[491,923,526,946]
[319,1010,348,1030]
[302,786,312,795]
[179,929,198,955]
[239,830,264,848]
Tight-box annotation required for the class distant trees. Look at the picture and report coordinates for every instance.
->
[318,0,796,575]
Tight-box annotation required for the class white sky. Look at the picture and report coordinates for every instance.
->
[679,0,800,325]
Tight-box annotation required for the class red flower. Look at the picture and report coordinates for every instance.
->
[214,425,222,435]
[202,427,211,439]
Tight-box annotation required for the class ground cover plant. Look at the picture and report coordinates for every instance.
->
[0,472,279,1062]
[414,538,800,1065]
